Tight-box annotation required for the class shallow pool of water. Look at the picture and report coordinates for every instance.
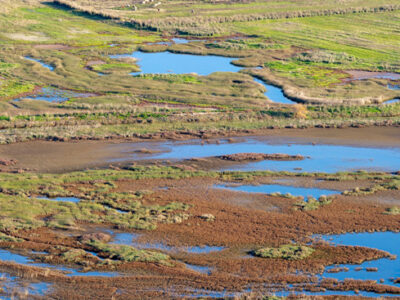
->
[24,56,54,71]
[185,263,213,275]
[109,50,295,104]
[214,184,338,199]
[0,272,51,298]
[36,196,80,203]
[111,232,225,254]
[13,87,95,103]
[0,249,119,277]
[112,137,400,173]
[111,51,241,76]
[316,232,400,286]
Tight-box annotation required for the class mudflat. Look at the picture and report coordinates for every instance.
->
[1,126,399,173]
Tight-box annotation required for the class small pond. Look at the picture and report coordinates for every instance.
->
[110,50,296,104]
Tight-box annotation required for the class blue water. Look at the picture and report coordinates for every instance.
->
[111,51,241,76]
[111,232,225,254]
[0,272,51,297]
[388,84,400,90]
[109,50,295,103]
[253,78,295,104]
[24,56,54,71]
[36,196,80,203]
[275,289,399,298]
[0,249,119,277]
[214,184,338,199]
[316,232,400,286]
[115,137,400,173]
[13,87,95,103]
[172,38,190,44]
[384,98,400,105]
[185,263,213,275]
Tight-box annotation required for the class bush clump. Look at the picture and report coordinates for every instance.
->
[88,240,170,263]
[253,244,314,260]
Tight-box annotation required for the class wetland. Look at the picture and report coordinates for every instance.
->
[0,0,399,299]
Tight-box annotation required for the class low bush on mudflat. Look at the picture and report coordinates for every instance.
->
[253,244,314,260]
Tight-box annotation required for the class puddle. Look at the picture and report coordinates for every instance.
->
[0,272,51,298]
[13,87,96,103]
[36,196,81,203]
[315,232,400,286]
[214,184,338,199]
[109,51,295,104]
[0,249,119,277]
[110,137,400,173]
[185,263,213,275]
[24,56,54,71]
[111,232,225,254]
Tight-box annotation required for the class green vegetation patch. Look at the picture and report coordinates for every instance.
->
[135,74,202,84]
[264,61,348,87]
[0,79,35,98]
[293,195,333,211]
[88,240,170,263]
[91,62,140,74]
[384,207,400,215]
[253,244,314,260]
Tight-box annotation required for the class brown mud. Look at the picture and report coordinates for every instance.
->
[1,174,400,298]
[0,126,400,173]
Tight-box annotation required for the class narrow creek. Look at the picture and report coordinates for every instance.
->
[24,56,54,71]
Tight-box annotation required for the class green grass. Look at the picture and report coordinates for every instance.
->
[0,166,198,231]
[0,79,35,98]
[253,244,314,260]
[384,207,400,215]
[91,62,140,73]
[88,240,170,263]
[294,196,333,211]
[0,5,160,46]
[230,12,400,72]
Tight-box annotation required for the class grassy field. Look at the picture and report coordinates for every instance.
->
[0,0,398,143]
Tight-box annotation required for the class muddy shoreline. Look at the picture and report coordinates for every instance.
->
[0,126,399,173]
